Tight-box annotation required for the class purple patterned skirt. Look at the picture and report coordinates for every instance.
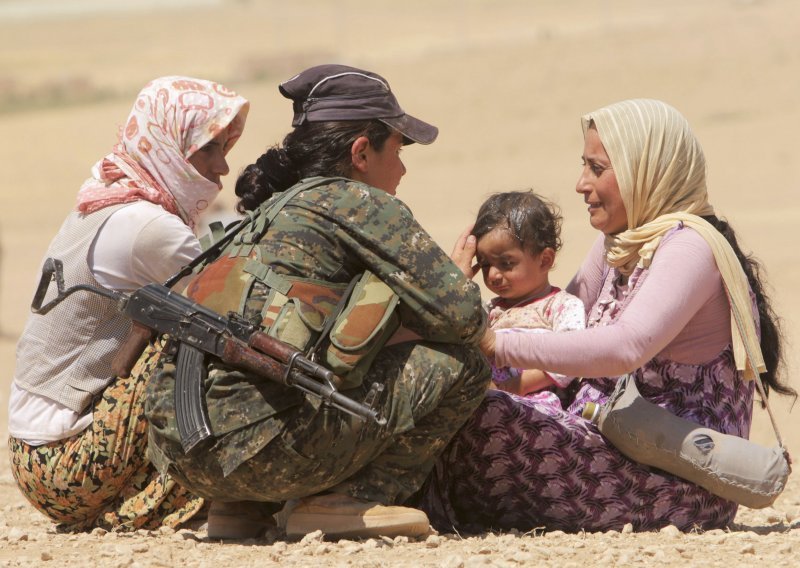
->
[417,347,754,533]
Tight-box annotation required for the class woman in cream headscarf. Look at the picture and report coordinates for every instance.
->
[420,99,794,533]
[9,76,249,531]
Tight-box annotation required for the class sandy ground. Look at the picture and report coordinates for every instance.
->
[1,0,799,565]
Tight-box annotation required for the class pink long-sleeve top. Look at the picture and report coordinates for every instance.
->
[495,226,734,378]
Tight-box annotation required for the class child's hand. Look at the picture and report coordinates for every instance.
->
[517,369,555,395]
[490,375,523,395]
[489,363,522,394]
[489,369,555,396]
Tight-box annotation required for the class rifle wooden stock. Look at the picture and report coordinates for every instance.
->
[222,336,287,384]
[248,332,295,366]
[249,330,341,387]
[221,335,383,425]
[111,322,155,378]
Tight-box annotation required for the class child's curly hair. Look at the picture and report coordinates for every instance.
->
[472,190,563,254]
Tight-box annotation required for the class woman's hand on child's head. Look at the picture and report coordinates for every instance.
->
[451,224,480,279]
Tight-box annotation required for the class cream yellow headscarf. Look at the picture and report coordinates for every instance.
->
[582,99,765,380]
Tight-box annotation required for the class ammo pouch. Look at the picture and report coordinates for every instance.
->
[187,254,400,392]
[258,270,399,390]
[583,374,791,509]
[323,271,400,388]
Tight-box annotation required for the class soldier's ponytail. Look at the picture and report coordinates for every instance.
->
[235,147,298,213]
[235,120,392,213]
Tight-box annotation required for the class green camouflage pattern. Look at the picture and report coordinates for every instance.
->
[147,339,489,504]
[183,254,255,316]
[325,271,400,387]
[145,177,489,504]
[330,272,399,351]
[246,178,486,344]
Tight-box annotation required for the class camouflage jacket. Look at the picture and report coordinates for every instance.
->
[259,178,485,341]
[149,177,487,476]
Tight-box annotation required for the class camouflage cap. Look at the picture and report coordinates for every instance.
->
[279,64,438,145]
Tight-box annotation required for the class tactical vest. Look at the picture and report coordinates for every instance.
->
[15,204,133,413]
[184,177,400,389]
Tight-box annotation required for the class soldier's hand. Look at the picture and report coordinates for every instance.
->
[450,224,479,279]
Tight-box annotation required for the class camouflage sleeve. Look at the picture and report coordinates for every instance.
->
[319,182,486,345]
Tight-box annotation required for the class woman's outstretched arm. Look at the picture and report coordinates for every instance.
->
[496,228,730,378]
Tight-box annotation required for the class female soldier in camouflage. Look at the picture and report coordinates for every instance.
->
[144,64,490,540]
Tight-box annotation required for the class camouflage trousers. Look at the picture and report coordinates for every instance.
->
[8,348,204,531]
[147,340,489,506]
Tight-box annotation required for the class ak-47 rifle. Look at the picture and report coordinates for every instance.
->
[31,258,386,453]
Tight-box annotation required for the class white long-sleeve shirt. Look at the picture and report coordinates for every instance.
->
[9,202,201,444]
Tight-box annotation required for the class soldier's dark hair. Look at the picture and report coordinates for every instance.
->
[235,120,393,213]
[472,191,563,256]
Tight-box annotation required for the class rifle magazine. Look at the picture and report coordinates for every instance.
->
[175,343,213,453]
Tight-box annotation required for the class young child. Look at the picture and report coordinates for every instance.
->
[473,191,586,396]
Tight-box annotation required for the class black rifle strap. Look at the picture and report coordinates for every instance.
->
[162,212,257,289]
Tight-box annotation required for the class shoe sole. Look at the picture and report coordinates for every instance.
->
[285,512,430,539]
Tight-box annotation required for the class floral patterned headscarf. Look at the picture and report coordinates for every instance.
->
[76,76,249,229]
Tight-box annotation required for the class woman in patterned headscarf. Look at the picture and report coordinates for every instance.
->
[8,76,249,531]
[422,99,794,533]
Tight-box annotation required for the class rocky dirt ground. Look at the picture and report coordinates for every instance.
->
[1,449,798,567]
[2,1,800,566]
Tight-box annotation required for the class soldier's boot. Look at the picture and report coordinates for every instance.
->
[207,500,276,540]
[284,493,430,539]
